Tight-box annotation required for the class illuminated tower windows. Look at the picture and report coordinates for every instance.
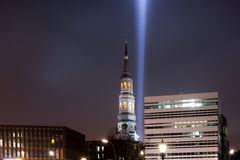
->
[119,102,122,110]
[123,101,127,109]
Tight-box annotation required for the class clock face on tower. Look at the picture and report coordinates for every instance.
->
[122,123,128,129]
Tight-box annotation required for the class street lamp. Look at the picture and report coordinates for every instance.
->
[159,139,167,160]
[101,139,117,160]
[80,157,87,160]
[229,149,235,160]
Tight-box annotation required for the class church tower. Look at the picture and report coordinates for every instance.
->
[117,41,138,141]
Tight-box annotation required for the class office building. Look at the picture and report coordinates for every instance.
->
[0,125,85,160]
[144,92,228,160]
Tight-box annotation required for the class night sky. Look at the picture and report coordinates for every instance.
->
[0,1,240,148]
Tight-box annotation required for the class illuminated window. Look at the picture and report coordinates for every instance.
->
[193,131,200,138]
[123,102,127,109]
[119,102,122,109]
[128,82,131,89]
[124,82,127,89]
[60,149,64,159]
[0,139,2,147]
[21,151,25,157]
[51,137,55,144]
[120,83,123,89]
[97,146,100,152]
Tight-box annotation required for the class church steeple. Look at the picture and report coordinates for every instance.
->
[117,41,138,141]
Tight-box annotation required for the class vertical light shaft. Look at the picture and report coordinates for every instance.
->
[136,0,147,141]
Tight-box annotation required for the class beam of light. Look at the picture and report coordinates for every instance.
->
[136,0,147,141]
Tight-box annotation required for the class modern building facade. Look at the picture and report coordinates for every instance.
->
[87,140,144,160]
[144,92,228,160]
[0,125,86,160]
[117,41,138,141]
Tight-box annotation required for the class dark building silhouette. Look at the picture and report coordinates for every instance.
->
[0,124,85,160]
[87,139,144,160]
[230,150,240,160]
[220,114,229,160]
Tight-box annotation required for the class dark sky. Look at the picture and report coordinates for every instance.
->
[0,1,240,148]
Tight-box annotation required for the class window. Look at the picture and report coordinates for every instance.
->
[123,102,127,109]
[0,139,2,147]
[119,102,122,109]
[97,153,100,159]
[124,82,127,89]
[97,146,100,152]
[128,82,131,89]
[51,137,55,144]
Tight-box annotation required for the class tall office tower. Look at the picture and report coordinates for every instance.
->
[117,41,138,141]
[0,125,85,160]
[144,92,228,160]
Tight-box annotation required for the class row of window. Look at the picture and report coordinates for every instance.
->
[0,148,64,159]
[145,120,217,125]
[145,113,218,119]
[119,101,134,111]
[145,134,218,139]
[145,109,218,115]
[146,140,218,147]
[145,123,218,129]
[145,155,218,159]
[147,151,218,156]
[0,137,63,148]
[145,131,218,137]
[144,98,218,109]
[0,129,63,138]
[120,81,133,90]
[145,111,218,117]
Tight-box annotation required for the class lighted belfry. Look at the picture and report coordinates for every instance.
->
[117,41,138,141]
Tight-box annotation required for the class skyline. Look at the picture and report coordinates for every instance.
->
[0,0,240,148]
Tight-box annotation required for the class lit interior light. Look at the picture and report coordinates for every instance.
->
[49,150,55,156]
[230,149,235,155]
[51,137,55,144]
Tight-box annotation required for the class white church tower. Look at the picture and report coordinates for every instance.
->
[117,41,138,141]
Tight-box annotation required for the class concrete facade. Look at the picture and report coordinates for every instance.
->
[144,92,228,160]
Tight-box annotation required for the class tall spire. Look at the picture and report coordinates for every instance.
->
[122,41,130,77]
